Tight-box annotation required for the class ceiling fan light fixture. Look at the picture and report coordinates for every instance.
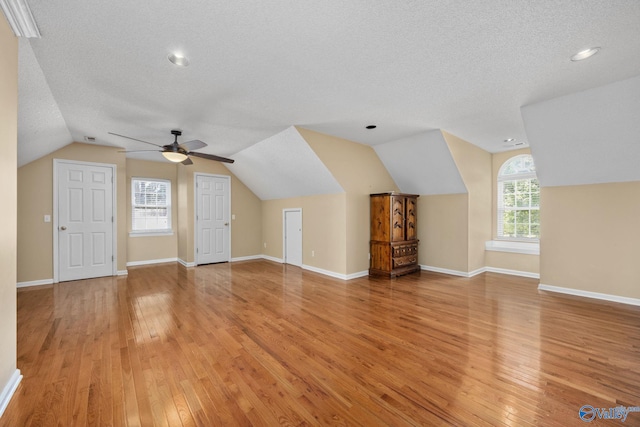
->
[168,53,189,67]
[162,151,188,163]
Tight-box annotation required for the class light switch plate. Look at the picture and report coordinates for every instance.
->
[44,215,51,223]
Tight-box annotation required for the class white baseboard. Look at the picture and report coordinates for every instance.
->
[0,369,22,418]
[16,278,53,288]
[127,258,178,267]
[420,265,474,277]
[302,264,344,279]
[345,270,369,280]
[301,264,367,281]
[117,270,128,276]
[484,267,540,279]
[261,255,284,264]
[538,284,640,307]
[421,264,539,279]
[468,268,486,277]
[178,259,196,268]
[231,255,263,262]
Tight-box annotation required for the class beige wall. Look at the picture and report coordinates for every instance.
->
[17,143,127,282]
[177,164,189,262]
[444,131,492,272]
[485,251,539,275]
[126,159,178,263]
[228,166,263,259]
[541,182,640,299]
[262,194,347,274]
[418,194,469,272]
[18,146,261,278]
[298,127,398,274]
[176,157,262,264]
[0,16,18,400]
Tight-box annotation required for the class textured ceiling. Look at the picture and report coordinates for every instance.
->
[374,131,466,196]
[226,126,343,200]
[14,0,640,168]
[17,38,71,166]
[522,75,640,187]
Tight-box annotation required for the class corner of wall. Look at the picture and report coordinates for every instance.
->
[0,14,19,416]
[441,131,492,272]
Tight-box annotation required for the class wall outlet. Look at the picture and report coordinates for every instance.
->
[311,250,315,257]
[44,215,51,223]
[264,242,267,248]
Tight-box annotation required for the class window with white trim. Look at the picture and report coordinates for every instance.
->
[497,155,539,240]
[131,178,172,233]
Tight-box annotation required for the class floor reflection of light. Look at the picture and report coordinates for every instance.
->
[494,295,541,426]
[133,292,172,344]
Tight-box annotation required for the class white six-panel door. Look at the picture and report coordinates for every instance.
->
[57,161,114,282]
[195,174,230,265]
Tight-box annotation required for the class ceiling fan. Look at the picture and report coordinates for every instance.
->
[109,129,234,164]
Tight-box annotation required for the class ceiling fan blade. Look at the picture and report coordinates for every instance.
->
[117,149,161,153]
[180,139,207,151]
[108,132,163,148]
[181,157,193,166]
[189,151,235,164]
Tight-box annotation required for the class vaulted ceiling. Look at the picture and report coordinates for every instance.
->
[10,0,640,191]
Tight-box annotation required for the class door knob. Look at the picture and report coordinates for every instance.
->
[224,223,229,226]
[60,226,67,230]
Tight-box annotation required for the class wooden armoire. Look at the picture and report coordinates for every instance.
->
[369,193,420,277]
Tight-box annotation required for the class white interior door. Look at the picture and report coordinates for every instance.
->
[57,161,114,282]
[284,209,302,267]
[196,174,230,265]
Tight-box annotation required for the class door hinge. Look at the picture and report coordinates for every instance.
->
[196,248,199,253]
[112,255,114,261]
[112,216,114,222]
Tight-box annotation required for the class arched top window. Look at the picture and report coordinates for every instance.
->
[498,154,536,179]
[497,155,539,240]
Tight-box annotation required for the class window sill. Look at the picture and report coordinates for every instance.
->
[129,231,174,238]
[485,240,539,255]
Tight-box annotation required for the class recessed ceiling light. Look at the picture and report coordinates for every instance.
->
[504,138,515,142]
[570,47,600,62]
[168,53,189,67]
[365,125,377,129]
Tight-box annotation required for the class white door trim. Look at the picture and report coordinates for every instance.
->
[282,208,303,266]
[53,159,118,283]
[194,173,231,266]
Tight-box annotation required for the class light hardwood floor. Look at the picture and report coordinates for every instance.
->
[4,261,640,426]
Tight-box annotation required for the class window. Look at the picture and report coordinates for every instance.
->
[497,155,539,240]
[131,178,171,234]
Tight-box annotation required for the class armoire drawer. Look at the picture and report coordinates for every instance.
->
[393,244,418,258]
[393,255,417,268]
